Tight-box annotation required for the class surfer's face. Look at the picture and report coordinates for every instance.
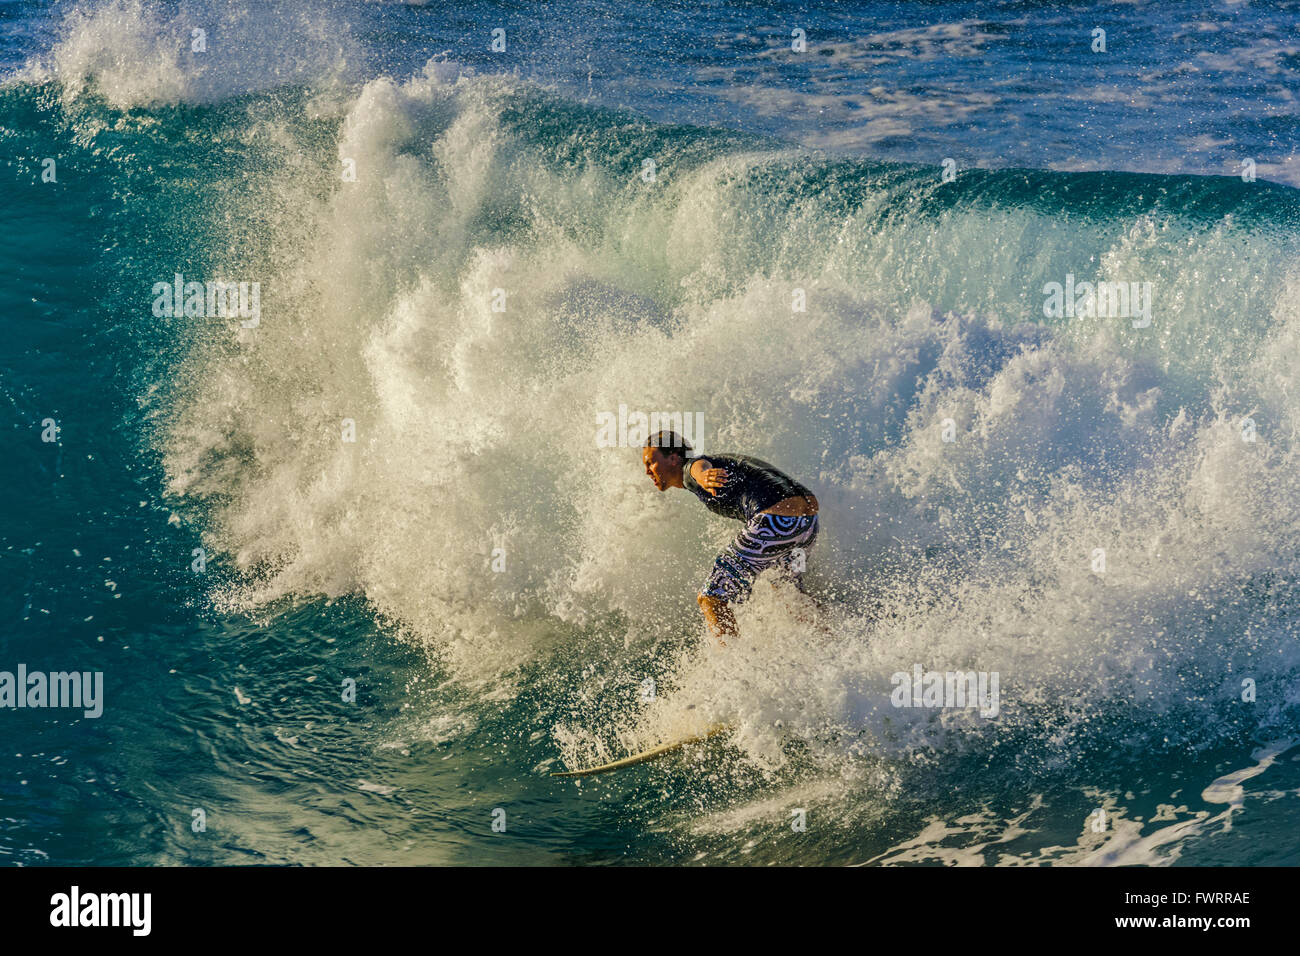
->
[642,447,681,491]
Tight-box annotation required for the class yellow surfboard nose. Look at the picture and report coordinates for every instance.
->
[550,723,734,778]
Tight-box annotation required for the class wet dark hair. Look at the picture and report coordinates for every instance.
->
[644,430,692,458]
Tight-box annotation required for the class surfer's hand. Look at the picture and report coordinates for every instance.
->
[699,468,730,494]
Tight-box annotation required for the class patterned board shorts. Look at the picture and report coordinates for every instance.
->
[701,513,819,604]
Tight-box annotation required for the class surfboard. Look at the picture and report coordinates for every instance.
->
[550,723,733,778]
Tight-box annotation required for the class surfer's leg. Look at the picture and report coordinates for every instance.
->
[774,514,818,591]
[699,543,758,643]
[741,513,822,622]
[697,513,819,641]
[780,515,825,626]
[696,515,821,641]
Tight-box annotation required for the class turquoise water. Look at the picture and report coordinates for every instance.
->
[3,0,1300,866]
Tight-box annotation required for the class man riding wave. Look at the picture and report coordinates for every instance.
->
[641,430,819,641]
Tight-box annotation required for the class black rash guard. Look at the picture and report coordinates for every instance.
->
[681,454,814,522]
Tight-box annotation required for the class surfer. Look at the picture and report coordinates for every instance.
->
[642,430,819,641]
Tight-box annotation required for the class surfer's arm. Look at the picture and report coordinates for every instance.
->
[689,459,729,495]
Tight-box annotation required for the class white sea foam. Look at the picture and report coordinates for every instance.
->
[132,59,1300,794]
[17,0,359,108]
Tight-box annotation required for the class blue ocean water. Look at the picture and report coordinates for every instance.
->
[2,0,1300,866]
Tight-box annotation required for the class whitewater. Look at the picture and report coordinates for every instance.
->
[2,0,1299,866]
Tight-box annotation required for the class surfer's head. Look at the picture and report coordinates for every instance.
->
[642,431,691,491]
